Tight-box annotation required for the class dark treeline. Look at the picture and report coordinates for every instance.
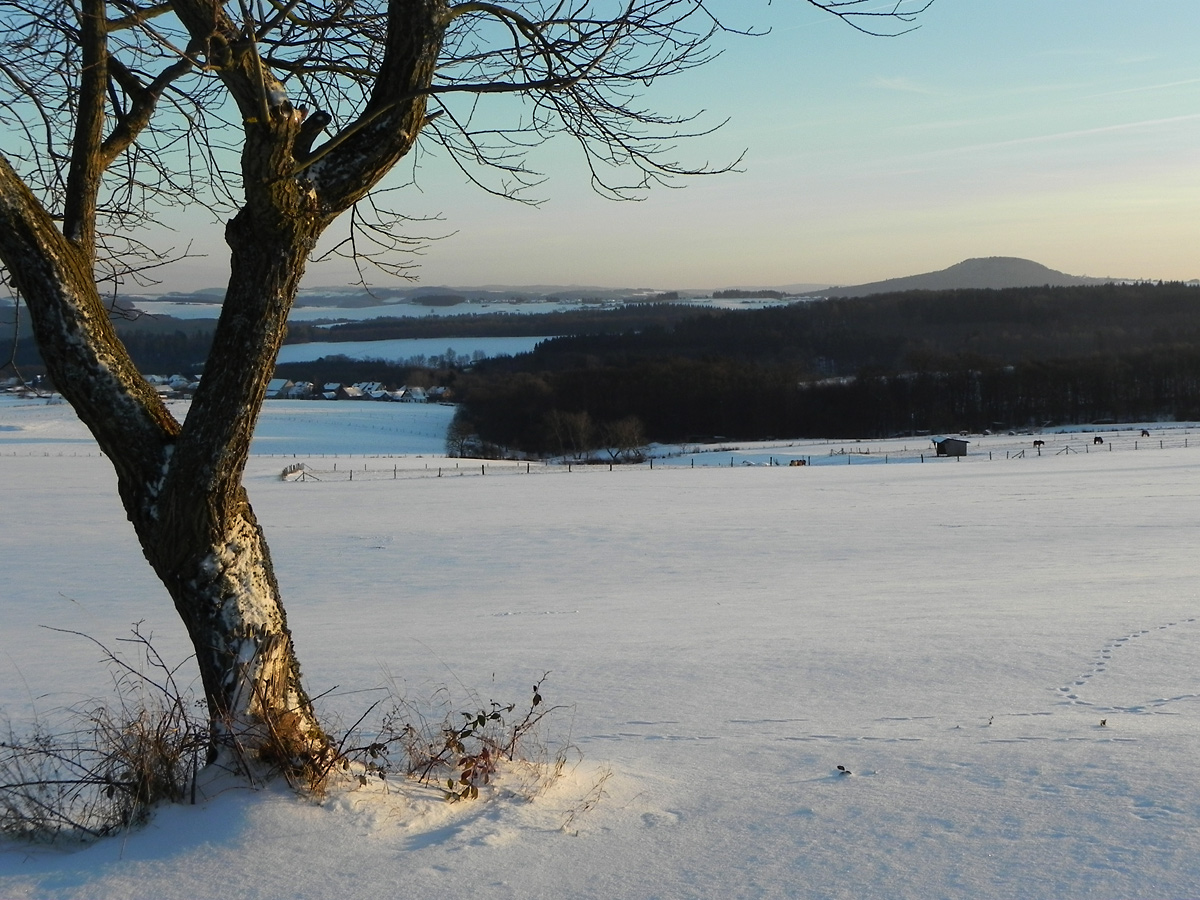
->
[517,282,1200,375]
[713,289,786,300]
[454,349,1200,450]
[281,303,717,344]
[5,327,214,375]
[453,283,1200,453]
[274,356,453,388]
[116,328,215,373]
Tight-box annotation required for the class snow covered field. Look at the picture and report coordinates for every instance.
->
[2,395,1200,899]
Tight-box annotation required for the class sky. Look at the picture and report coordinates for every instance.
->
[148,1,1200,291]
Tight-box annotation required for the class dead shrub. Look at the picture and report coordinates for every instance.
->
[0,624,209,842]
[318,672,571,801]
[0,628,575,843]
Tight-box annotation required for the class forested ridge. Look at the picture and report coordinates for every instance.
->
[512,282,1200,373]
[451,282,1200,453]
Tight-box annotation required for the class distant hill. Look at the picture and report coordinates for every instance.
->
[817,257,1114,298]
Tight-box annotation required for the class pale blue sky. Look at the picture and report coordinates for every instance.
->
[164,0,1199,292]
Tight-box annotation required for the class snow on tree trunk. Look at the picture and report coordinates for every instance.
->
[150,499,329,775]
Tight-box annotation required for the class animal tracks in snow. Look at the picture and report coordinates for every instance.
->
[1056,616,1200,714]
[588,721,720,743]
[640,809,682,828]
[589,621,1198,759]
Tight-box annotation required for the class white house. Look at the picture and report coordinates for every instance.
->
[266,378,294,399]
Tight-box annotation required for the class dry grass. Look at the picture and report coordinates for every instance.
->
[1,633,576,843]
[0,625,208,842]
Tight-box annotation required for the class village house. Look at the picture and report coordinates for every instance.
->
[266,378,294,399]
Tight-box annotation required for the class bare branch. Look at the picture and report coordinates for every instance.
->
[62,0,109,260]
[802,0,935,37]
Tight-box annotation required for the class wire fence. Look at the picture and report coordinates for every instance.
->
[271,431,1200,482]
[3,431,1196,477]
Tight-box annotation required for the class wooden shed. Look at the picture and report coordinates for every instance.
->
[934,437,970,457]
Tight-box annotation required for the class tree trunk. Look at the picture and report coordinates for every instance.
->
[136,487,328,776]
[0,0,448,787]
[153,214,332,776]
[0,155,332,780]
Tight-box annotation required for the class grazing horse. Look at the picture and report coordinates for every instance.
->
[1033,440,1045,448]
[1141,429,1150,437]
[1094,436,1104,445]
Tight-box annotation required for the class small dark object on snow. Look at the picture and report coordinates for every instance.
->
[836,765,851,775]
[1100,719,1107,727]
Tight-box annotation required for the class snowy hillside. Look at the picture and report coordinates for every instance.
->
[2,395,1200,899]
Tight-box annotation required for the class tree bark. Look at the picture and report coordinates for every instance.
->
[141,485,328,776]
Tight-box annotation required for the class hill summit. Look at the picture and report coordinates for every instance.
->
[818,257,1112,298]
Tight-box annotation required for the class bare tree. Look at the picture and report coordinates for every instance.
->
[0,0,928,783]
[445,407,478,457]
[547,408,595,460]
[603,415,646,463]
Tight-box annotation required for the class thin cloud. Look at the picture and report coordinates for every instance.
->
[1096,77,1200,98]
[871,76,939,95]
[918,114,1200,159]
